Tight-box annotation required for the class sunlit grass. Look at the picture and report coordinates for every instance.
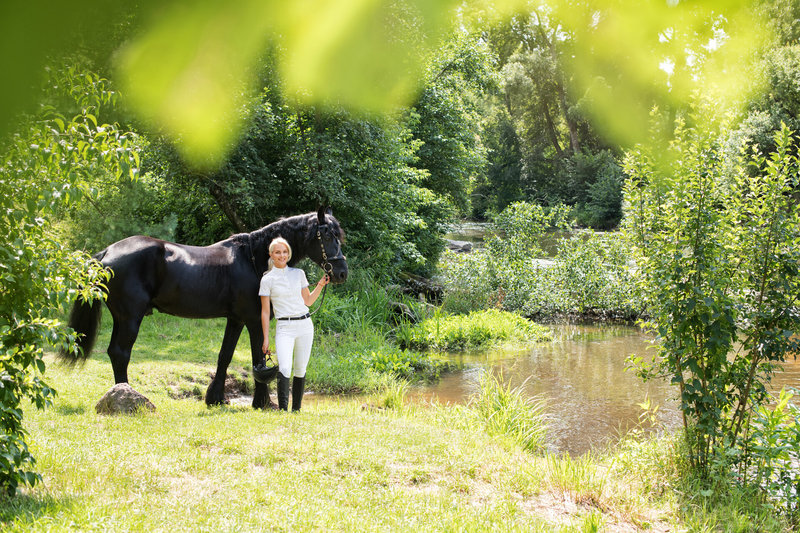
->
[469,373,548,453]
[7,314,790,531]
[403,308,553,352]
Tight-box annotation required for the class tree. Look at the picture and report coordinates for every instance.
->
[624,114,800,485]
[478,6,625,225]
[0,65,135,495]
[408,31,495,216]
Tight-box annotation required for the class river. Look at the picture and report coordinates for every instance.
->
[409,322,800,457]
[430,223,800,456]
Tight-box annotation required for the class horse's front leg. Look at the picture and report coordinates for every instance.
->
[205,318,244,406]
[246,322,275,410]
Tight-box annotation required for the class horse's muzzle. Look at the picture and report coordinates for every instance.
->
[329,261,348,284]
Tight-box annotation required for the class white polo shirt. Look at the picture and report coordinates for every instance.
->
[258,266,310,319]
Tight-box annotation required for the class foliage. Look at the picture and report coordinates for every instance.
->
[409,30,495,216]
[116,63,460,277]
[570,151,626,229]
[743,388,800,519]
[726,44,800,161]
[403,308,551,352]
[470,106,524,219]
[0,66,130,495]
[624,117,800,498]
[545,232,641,316]
[59,173,178,252]
[360,348,450,382]
[438,201,642,318]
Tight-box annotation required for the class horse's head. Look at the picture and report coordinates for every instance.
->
[307,206,348,284]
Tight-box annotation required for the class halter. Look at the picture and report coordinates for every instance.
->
[310,223,345,316]
[316,223,345,277]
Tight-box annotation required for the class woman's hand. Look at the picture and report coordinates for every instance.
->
[262,339,270,355]
[317,274,330,287]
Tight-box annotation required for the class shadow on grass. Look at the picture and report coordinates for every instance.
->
[54,402,86,416]
[0,493,77,529]
[89,308,237,364]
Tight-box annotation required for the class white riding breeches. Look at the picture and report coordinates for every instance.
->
[275,318,314,378]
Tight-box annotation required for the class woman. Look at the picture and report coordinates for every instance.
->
[259,237,329,411]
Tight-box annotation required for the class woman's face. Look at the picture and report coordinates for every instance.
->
[270,243,290,268]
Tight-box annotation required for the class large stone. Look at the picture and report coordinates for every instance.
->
[95,383,156,415]
[445,239,473,253]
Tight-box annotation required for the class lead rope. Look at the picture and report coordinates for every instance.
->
[308,228,334,316]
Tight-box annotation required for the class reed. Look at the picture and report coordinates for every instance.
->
[469,372,548,453]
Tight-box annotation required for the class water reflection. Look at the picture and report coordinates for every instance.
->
[410,324,800,457]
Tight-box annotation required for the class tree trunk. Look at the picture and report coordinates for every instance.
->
[543,101,564,158]
[532,7,581,155]
[207,180,247,233]
[556,83,581,154]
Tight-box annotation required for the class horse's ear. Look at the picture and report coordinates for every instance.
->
[317,206,329,225]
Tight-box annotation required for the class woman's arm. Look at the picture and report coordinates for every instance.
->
[302,274,330,306]
[260,295,271,354]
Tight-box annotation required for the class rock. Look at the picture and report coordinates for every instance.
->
[445,239,473,253]
[95,383,156,415]
[398,271,443,303]
[388,300,417,324]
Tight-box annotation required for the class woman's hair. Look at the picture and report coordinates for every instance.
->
[267,237,292,272]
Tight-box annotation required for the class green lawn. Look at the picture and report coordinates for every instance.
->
[2,313,790,532]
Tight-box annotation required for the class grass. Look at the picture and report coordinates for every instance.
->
[402,308,553,352]
[468,373,548,453]
[4,307,793,531]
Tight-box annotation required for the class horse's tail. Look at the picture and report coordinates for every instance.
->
[59,297,104,363]
[59,249,107,363]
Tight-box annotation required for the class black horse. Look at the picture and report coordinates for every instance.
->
[60,207,348,409]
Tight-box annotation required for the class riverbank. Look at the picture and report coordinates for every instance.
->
[4,322,791,531]
[0,354,723,531]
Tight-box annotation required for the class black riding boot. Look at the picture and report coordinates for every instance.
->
[291,376,305,412]
[277,373,291,411]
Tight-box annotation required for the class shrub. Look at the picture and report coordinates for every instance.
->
[359,347,451,381]
[438,203,643,318]
[1,66,128,496]
[624,119,800,503]
[405,308,551,351]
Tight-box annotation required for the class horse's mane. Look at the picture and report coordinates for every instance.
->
[230,211,344,272]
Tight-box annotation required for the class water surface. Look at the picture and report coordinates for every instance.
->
[410,323,800,456]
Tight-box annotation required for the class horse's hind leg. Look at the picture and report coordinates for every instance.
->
[205,318,244,406]
[108,315,144,384]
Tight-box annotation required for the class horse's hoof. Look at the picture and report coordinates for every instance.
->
[252,398,278,410]
[205,382,225,406]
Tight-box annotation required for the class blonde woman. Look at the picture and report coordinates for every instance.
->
[259,237,329,411]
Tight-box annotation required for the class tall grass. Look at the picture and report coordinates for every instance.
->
[401,308,552,351]
[469,373,548,453]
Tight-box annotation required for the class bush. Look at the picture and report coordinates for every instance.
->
[404,308,551,351]
[0,66,129,496]
[438,202,643,318]
[541,231,642,317]
[359,347,451,381]
[624,118,800,508]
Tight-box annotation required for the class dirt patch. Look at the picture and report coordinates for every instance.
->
[522,492,674,532]
[166,368,254,402]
